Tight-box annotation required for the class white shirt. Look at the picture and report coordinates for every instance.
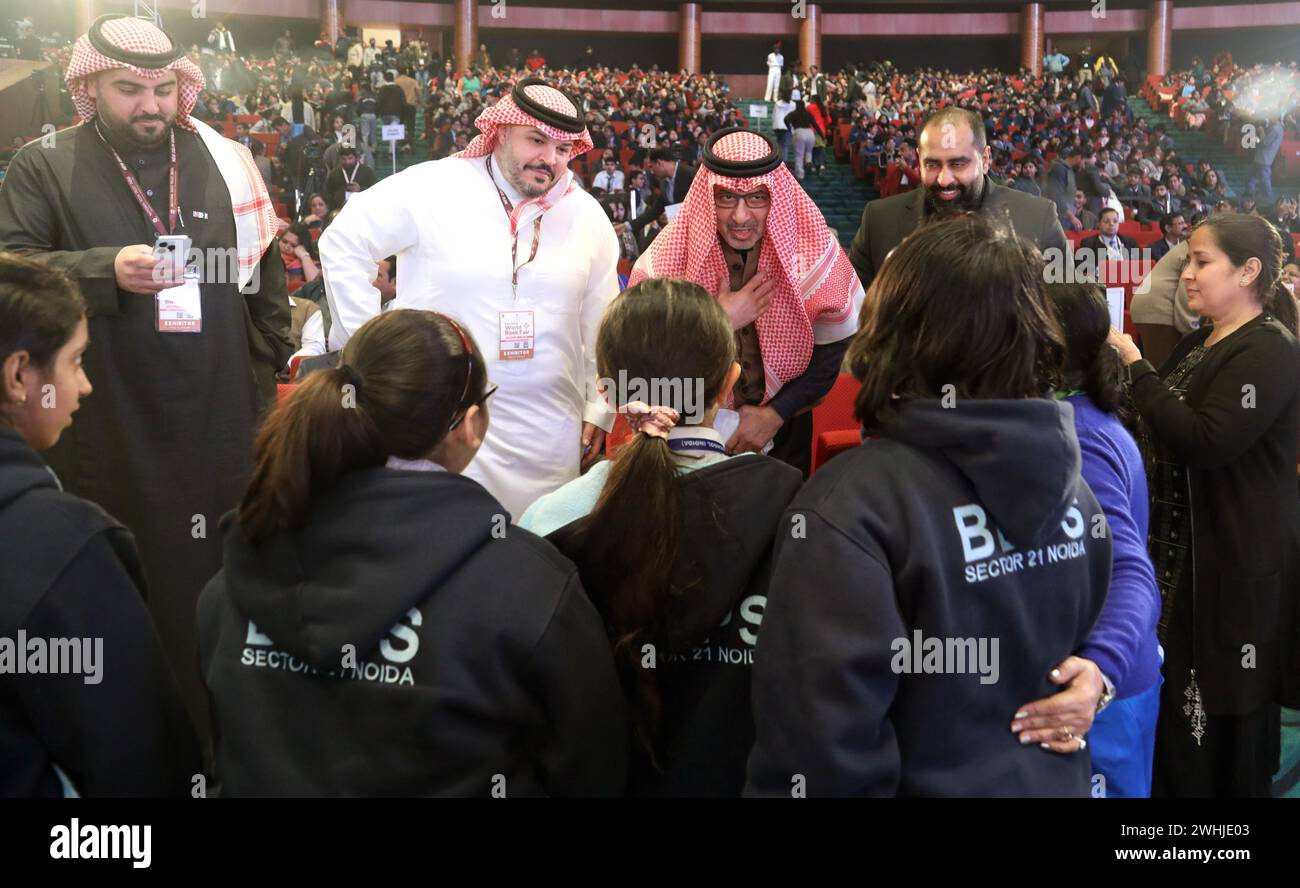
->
[592,169,624,191]
[766,52,784,70]
[319,152,620,519]
[772,100,795,131]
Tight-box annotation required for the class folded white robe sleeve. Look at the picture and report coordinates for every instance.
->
[319,167,420,347]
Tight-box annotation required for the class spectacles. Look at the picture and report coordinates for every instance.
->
[714,191,771,209]
[449,383,497,432]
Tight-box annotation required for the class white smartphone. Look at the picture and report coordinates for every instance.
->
[154,234,192,281]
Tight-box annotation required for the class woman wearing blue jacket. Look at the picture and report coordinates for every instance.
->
[1047,283,1162,798]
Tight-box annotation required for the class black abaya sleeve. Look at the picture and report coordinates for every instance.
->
[0,147,123,316]
[243,238,294,405]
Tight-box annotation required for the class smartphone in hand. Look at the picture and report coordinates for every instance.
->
[153,234,193,282]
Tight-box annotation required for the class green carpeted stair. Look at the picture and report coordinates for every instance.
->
[739,97,872,249]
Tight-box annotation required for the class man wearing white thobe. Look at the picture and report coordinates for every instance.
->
[320,79,618,519]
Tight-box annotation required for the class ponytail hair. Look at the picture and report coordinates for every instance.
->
[1045,282,1135,427]
[238,310,487,545]
[574,277,735,762]
[1196,213,1299,338]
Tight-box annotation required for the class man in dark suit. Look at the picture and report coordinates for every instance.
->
[848,108,1067,292]
[649,146,697,207]
[1139,180,1180,224]
[1148,211,1185,263]
[1078,207,1138,265]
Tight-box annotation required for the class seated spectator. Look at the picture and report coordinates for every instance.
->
[745,214,1112,797]
[1012,159,1042,197]
[280,222,320,283]
[199,309,626,797]
[1140,181,1181,224]
[1070,189,1100,232]
[1149,211,1187,263]
[521,278,803,796]
[300,194,335,232]
[1079,208,1139,262]
[591,155,624,192]
[1046,283,1161,798]
[0,254,200,797]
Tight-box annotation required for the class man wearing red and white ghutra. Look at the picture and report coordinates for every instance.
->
[0,14,292,748]
[628,127,864,474]
[322,78,619,519]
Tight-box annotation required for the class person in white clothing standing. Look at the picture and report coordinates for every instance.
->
[319,78,619,519]
[764,43,784,102]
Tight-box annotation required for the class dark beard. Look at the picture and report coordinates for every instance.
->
[923,179,983,218]
[99,113,173,152]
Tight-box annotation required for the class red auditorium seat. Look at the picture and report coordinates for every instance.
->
[811,373,861,473]
[1132,228,1164,248]
[276,383,296,405]
[252,132,278,158]
[813,429,862,472]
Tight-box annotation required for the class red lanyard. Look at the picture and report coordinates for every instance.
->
[95,123,179,237]
[486,156,541,295]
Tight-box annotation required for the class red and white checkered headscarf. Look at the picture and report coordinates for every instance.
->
[454,81,594,158]
[66,15,205,132]
[67,15,281,287]
[629,129,864,402]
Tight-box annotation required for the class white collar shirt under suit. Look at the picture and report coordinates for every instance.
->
[319,152,620,519]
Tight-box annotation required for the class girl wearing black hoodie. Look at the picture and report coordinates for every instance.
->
[746,216,1113,797]
[521,279,803,796]
[198,309,626,797]
[0,254,199,797]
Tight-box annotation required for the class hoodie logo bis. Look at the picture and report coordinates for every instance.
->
[953,501,1086,585]
[240,609,422,685]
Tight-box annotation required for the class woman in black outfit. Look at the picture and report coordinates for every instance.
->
[0,254,199,797]
[199,310,626,797]
[1108,214,1300,797]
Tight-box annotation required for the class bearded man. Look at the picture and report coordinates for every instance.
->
[848,107,1067,293]
[0,14,292,747]
[320,78,618,519]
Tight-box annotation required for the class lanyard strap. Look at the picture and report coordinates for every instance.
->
[96,122,178,237]
[667,436,727,456]
[486,155,542,293]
